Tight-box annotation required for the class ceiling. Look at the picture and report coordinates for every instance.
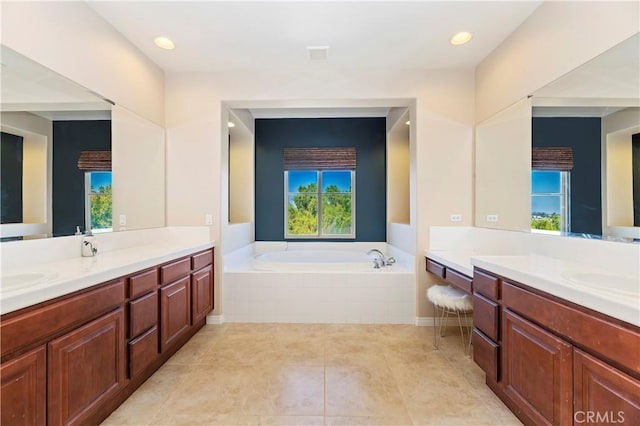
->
[87,1,542,73]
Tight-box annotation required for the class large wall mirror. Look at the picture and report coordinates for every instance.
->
[476,33,640,242]
[0,45,165,241]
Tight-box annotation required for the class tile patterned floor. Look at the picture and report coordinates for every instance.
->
[102,324,522,426]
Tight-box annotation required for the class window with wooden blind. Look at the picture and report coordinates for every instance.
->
[284,148,356,238]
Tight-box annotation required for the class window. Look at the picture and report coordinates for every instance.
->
[85,171,112,232]
[531,170,569,233]
[285,170,354,238]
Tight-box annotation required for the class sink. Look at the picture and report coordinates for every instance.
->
[1,272,59,292]
[561,271,639,297]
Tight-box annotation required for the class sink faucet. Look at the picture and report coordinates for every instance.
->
[82,231,98,257]
[367,249,396,268]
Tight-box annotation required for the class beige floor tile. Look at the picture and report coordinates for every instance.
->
[325,366,408,418]
[241,365,325,416]
[259,415,325,425]
[102,324,522,426]
[325,415,414,425]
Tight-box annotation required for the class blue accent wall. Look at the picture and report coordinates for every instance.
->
[532,117,602,235]
[633,133,640,226]
[53,120,111,236]
[255,118,386,241]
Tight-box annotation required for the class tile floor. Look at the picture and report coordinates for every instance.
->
[102,324,522,426]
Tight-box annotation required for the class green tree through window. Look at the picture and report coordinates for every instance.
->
[286,170,354,238]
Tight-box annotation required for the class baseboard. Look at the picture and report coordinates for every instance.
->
[415,316,472,327]
[206,314,225,324]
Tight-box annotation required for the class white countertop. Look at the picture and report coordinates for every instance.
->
[425,250,640,327]
[1,240,214,315]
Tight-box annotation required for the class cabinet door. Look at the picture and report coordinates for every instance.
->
[1,345,46,426]
[192,265,213,324]
[574,349,640,425]
[48,308,125,426]
[160,276,191,352]
[502,309,573,426]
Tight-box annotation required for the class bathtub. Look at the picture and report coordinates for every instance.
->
[223,243,416,324]
[252,250,374,272]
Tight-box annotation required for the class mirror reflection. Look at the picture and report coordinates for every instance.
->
[475,34,640,242]
[1,45,165,241]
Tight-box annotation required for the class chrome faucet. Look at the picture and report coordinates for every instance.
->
[368,249,385,268]
[367,249,396,268]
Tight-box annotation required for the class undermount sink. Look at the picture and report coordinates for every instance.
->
[561,271,639,297]
[1,272,59,292]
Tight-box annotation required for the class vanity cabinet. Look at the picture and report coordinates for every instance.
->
[472,268,640,425]
[160,276,192,352]
[0,345,46,425]
[48,308,126,426]
[0,247,215,426]
[192,265,214,325]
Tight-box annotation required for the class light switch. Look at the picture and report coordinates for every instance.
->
[205,214,213,225]
[119,215,127,226]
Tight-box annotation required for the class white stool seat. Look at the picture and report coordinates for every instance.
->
[426,285,473,355]
[426,285,472,312]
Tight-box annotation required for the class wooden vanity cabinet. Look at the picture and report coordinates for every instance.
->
[48,308,126,426]
[1,345,46,426]
[425,258,472,294]
[0,247,215,426]
[472,268,640,425]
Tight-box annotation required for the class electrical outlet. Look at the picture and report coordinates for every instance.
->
[205,214,213,225]
[450,214,462,222]
[119,215,127,226]
[487,214,499,222]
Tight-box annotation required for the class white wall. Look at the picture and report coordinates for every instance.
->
[602,108,640,231]
[475,98,532,231]
[1,1,165,125]
[475,1,639,123]
[111,106,166,232]
[165,67,475,317]
[1,112,52,237]
[387,109,410,224]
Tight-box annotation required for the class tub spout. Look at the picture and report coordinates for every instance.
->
[367,249,386,268]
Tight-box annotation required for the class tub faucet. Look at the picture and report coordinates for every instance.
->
[367,249,386,268]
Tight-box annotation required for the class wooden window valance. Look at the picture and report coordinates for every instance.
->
[283,147,356,170]
[77,150,112,171]
[531,147,573,171]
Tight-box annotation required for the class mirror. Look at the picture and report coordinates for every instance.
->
[475,34,640,242]
[0,45,165,240]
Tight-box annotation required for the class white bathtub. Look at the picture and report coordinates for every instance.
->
[252,250,374,271]
[223,243,416,324]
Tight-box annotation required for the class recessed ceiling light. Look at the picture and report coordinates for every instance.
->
[405,120,410,126]
[228,122,236,128]
[154,36,175,50]
[450,32,473,46]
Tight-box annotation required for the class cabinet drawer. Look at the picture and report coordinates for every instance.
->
[426,258,445,278]
[129,291,158,338]
[473,270,499,301]
[192,250,213,271]
[472,328,499,383]
[446,269,472,294]
[1,280,125,357]
[160,258,191,285]
[473,293,499,341]
[128,268,158,298]
[129,326,159,379]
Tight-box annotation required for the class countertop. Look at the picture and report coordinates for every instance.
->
[1,240,214,315]
[425,250,640,327]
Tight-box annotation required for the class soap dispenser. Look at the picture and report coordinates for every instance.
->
[81,230,98,257]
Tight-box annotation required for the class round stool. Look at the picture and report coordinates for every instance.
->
[426,285,473,355]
